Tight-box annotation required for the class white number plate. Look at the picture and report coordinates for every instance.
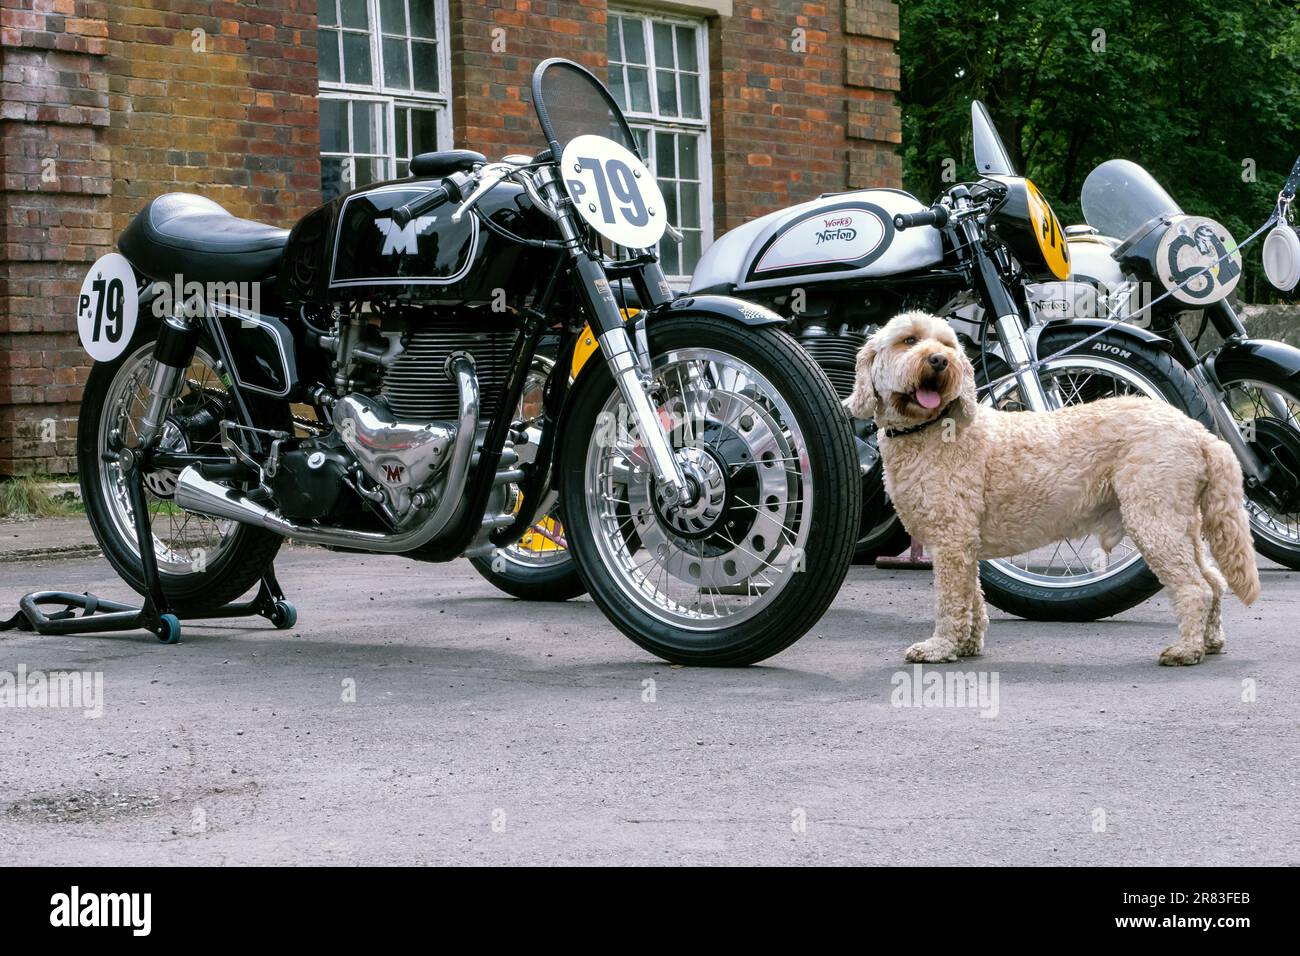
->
[560,134,667,249]
[76,252,139,362]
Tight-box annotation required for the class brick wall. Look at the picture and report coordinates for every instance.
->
[1,0,898,476]
[0,0,319,476]
[450,0,901,234]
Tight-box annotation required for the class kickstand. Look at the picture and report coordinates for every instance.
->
[0,448,297,643]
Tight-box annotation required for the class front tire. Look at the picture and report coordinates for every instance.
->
[977,325,1213,621]
[559,316,860,666]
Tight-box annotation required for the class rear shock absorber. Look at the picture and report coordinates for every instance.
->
[137,312,201,447]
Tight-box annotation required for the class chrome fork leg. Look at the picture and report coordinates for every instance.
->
[598,327,690,503]
[994,312,1054,411]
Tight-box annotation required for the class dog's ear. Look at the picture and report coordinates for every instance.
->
[847,337,880,420]
[955,348,979,420]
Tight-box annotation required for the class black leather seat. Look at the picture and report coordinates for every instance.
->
[409,149,486,177]
[118,193,289,283]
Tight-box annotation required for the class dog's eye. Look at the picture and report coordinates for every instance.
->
[903,336,918,346]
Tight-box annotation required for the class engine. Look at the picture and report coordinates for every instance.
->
[270,309,522,534]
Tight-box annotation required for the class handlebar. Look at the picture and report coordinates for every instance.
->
[391,184,453,228]
[893,205,951,231]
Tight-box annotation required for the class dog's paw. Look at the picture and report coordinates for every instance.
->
[905,639,959,663]
[1204,632,1226,655]
[956,636,984,658]
[1158,642,1206,666]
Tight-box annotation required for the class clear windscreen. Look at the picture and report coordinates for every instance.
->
[1081,159,1183,243]
[972,100,1016,176]
[533,59,640,156]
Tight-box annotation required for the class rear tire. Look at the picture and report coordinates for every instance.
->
[559,316,859,665]
[978,325,1213,621]
[77,316,289,614]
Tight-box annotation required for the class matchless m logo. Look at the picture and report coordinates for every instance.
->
[375,215,437,256]
[382,464,404,483]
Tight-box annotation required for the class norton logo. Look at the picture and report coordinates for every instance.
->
[815,216,857,245]
[382,464,405,483]
[375,215,437,256]
[50,886,152,936]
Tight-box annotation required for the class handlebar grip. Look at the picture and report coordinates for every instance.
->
[893,206,950,231]
[391,185,451,228]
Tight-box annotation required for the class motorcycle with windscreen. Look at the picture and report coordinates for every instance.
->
[73,58,860,665]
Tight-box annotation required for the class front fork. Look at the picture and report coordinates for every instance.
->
[970,245,1055,411]
[570,256,690,503]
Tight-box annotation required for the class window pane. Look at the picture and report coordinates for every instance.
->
[678,134,698,179]
[655,131,675,178]
[681,230,701,273]
[680,76,701,119]
[609,69,626,110]
[410,108,438,153]
[621,18,646,64]
[319,99,347,152]
[659,234,680,276]
[662,185,678,231]
[653,22,674,68]
[655,69,677,117]
[606,18,621,61]
[396,159,411,178]
[411,40,439,92]
[627,67,650,113]
[356,156,386,188]
[379,0,405,33]
[633,126,650,158]
[321,156,347,202]
[383,36,409,88]
[340,0,368,29]
[352,102,383,154]
[410,1,438,39]
[342,31,373,84]
[318,0,337,28]
[675,26,698,71]
[394,106,409,158]
[318,29,341,83]
[679,182,700,228]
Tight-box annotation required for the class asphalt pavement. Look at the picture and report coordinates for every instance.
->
[0,533,1296,866]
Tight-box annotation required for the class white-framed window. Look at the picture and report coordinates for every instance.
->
[317,0,452,202]
[607,9,712,279]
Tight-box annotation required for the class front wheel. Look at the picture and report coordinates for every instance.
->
[977,325,1213,621]
[559,316,860,665]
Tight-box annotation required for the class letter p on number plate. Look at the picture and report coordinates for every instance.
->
[560,134,667,250]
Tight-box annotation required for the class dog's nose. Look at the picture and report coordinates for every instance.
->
[928,353,949,372]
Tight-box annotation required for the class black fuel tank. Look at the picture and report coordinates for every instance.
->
[277,178,552,307]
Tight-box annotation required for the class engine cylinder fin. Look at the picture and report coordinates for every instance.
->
[382,327,514,421]
[798,330,867,401]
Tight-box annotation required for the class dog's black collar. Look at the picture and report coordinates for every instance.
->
[883,402,955,438]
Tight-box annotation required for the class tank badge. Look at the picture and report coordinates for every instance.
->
[375,215,438,256]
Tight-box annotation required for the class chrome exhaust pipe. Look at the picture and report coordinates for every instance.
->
[174,353,481,553]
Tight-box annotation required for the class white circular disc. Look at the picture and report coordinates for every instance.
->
[1263,222,1300,292]
[76,252,139,362]
[560,134,667,249]
[1155,215,1242,305]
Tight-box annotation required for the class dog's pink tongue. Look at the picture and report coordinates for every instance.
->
[915,387,942,409]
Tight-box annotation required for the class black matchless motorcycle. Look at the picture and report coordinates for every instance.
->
[71,58,860,666]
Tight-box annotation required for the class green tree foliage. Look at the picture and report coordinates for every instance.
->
[899,0,1300,300]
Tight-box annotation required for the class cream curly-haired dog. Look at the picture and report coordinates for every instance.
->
[847,312,1260,666]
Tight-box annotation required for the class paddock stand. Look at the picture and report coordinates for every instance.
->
[0,446,296,645]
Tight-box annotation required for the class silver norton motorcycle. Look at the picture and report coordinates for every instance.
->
[72,58,859,665]
[493,102,1214,624]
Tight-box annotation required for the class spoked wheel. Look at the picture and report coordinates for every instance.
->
[559,315,859,666]
[977,326,1212,621]
[1216,375,1300,569]
[77,318,288,612]
[470,352,587,600]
